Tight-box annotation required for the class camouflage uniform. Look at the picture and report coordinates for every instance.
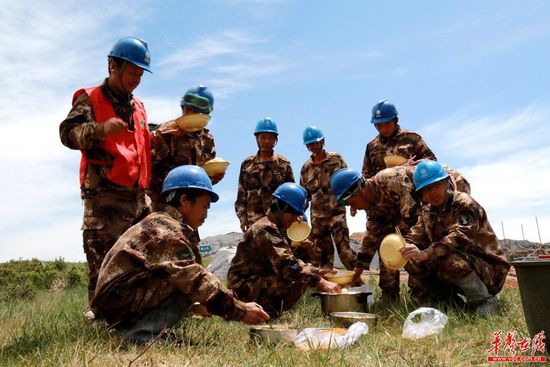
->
[227,213,321,317]
[235,152,294,230]
[300,151,355,269]
[362,126,436,179]
[92,210,246,330]
[150,128,216,211]
[358,166,470,297]
[59,81,150,302]
[404,191,510,301]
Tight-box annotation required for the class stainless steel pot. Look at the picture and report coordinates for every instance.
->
[314,291,371,315]
[249,325,299,344]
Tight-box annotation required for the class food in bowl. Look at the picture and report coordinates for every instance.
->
[249,325,299,344]
[175,113,210,132]
[324,269,355,285]
[329,312,378,329]
[201,157,230,177]
[383,155,408,168]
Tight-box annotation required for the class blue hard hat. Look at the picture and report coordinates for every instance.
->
[161,165,219,202]
[109,36,152,72]
[330,168,363,202]
[180,85,214,114]
[254,117,278,136]
[303,126,325,145]
[371,100,398,124]
[413,160,449,192]
[272,183,308,215]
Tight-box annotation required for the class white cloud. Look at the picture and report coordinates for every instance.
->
[422,105,550,243]
[157,30,290,98]
[423,105,549,159]
[459,146,550,243]
[0,1,151,262]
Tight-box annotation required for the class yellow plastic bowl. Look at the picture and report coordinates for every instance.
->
[380,233,408,270]
[287,221,311,242]
[325,270,355,285]
[383,155,408,168]
[202,157,230,177]
[175,113,210,132]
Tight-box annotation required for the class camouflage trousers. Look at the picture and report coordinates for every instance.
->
[231,275,308,318]
[81,185,150,304]
[405,250,509,302]
[310,214,356,270]
[93,273,188,330]
[359,219,401,298]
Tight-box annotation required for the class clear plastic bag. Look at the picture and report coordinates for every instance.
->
[402,307,448,340]
[294,322,369,350]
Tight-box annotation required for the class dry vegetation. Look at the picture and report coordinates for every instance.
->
[0,260,536,367]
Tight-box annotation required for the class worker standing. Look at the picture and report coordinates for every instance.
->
[150,85,222,211]
[235,118,294,232]
[299,126,356,270]
[59,37,153,310]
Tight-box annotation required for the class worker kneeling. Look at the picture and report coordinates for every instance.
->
[399,160,510,316]
[228,182,342,318]
[92,165,269,344]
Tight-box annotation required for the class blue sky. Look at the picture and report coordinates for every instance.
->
[0,0,549,261]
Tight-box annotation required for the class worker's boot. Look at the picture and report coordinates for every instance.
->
[452,272,496,316]
[125,293,192,345]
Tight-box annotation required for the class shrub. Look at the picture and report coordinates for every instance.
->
[67,266,83,288]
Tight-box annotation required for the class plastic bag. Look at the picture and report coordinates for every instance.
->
[294,322,369,350]
[402,307,448,340]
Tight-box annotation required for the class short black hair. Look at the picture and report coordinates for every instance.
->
[107,57,126,75]
[164,188,208,207]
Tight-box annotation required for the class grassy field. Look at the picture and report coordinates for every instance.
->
[0,260,536,367]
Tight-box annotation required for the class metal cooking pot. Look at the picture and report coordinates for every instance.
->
[314,290,371,315]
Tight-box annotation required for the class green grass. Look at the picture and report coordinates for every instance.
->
[0,272,535,367]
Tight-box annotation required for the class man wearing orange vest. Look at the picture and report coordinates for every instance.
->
[59,37,153,311]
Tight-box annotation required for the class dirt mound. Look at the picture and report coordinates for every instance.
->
[362,269,518,289]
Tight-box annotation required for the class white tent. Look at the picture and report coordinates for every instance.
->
[206,246,237,281]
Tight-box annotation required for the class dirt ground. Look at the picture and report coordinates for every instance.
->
[362,268,518,288]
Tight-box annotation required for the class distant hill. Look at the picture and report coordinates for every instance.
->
[201,231,549,265]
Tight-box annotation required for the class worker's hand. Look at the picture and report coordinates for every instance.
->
[241,302,270,324]
[299,239,313,249]
[101,117,127,136]
[156,119,188,136]
[318,268,337,277]
[316,278,341,293]
[399,243,428,262]
[211,172,225,185]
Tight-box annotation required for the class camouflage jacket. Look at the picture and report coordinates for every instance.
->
[356,165,470,268]
[300,151,347,218]
[150,128,216,194]
[362,126,436,178]
[227,213,321,291]
[92,210,244,325]
[235,152,295,228]
[59,81,150,192]
[405,191,510,270]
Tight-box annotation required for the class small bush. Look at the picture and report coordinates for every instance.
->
[0,259,87,301]
[6,278,37,300]
[67,266,83,288]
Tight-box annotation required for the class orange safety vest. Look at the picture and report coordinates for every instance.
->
[74,86,151,189]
